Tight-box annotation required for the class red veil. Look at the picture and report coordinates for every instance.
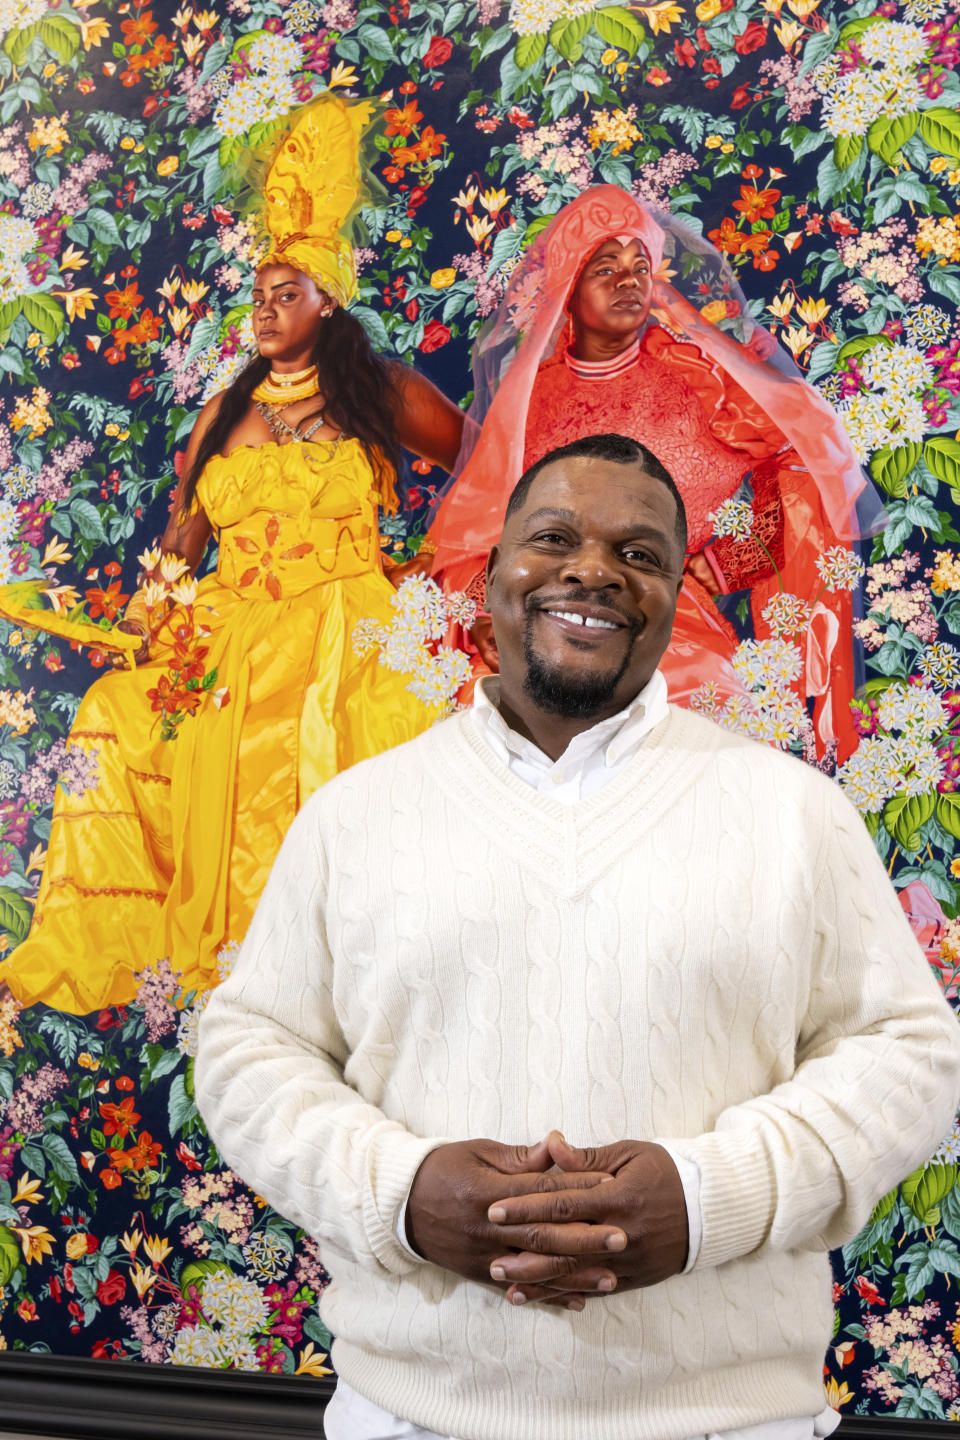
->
[428,187,883,763]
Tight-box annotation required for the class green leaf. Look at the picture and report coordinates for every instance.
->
[41,1133,80,1187]
[0,1224,20,1287]
[39,15,80,62]
[0,886,32,947]
[549,12,591,60]
[593,5,646,55]
[869,442,921,498]
[836,333,893,366]
[919,107,960,161]
[869,1186,899,1224]
[833,134,862,170]
[524,212,555,244]
[937,792,960,842]
[926,437,960,492]
[84,206,122,246]
[0,297,23,338]
[356,22,395,61]
[179,1258,229,1297]
[515,31,547,67]
[168,1072,198,1133]
[867,112,920,166]
[882,789,936,852]
[22,294,65,346]
[3,21,40,64]
[837,14,884,47]
[902,1163,958,1224]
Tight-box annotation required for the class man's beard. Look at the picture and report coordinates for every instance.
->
[521,612,638,719]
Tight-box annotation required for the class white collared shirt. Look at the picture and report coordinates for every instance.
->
[326,675,839,1440]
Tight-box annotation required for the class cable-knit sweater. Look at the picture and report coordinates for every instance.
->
[195,705,960,1440]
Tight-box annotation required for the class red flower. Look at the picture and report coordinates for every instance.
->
[104,561,122,577]
[827,209,858,237]
[176,1141,201,1171]
[405,298,419,321]
[752,250,778,271]
[108,1131,163,1173]
[733,20,767,52]
[730,84,753,109]
[422,35,452,67]
[86,1234,99,1254]
[707,217,744,255]
[398,79,418,94]
[43,652,64,673]
[50,1275,62,1303]
[419,319,451,353]
[17,1299,38,1322]
[95,1008,117,1031]
[100,1168,122,1189]
[115,1075,135,1091]
[702,55,721,74]
[646,66,670,86]
[96,1270,126,1305]
[85,581,130,621]
[384,99,422,137]
[742,163,763,179]
[853,1274,885,1305]
[674,37,696,65]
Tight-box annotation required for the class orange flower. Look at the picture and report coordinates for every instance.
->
[707,217,744,255]
[85,580,130,620]
[101,1168,122,1189]
[99,1096,141,1138]
[121,11,157,45]
[108,1131,163,1172]
[384,100,423,137]
[104,282,143,320]
[732,184,781,222]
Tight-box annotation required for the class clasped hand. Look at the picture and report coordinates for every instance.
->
[406,1130,688,1312]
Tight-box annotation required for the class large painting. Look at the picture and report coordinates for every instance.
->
[1,0,960,1416]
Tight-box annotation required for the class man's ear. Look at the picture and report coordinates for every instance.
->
[485,544,500,595]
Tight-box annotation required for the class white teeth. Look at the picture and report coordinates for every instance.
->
[546,610,618,630]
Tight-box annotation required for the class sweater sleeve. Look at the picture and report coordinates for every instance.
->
[660,776,960,1273]
[194,797,447,1277]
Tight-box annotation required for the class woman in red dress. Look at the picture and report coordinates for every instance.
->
[428,186,881,763]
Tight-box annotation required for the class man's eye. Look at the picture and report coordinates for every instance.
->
[625,548,662,567]
[532,531,571,546]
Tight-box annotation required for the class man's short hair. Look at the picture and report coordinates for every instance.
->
[504,433,688,555]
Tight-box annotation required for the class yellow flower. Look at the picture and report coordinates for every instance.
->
[137,545,163,572]
[479,186,508,216]
[294,1342,333,1378]
[823,1377,853,1408]
[600,46,619,64]
[7,632,20,646]
[452,184,479,210]
[134,143,145,154]
[104,422,120,437]
[465,214,495,245]
[768,293,794,319]
[696,0,722,19]
[59,244,87,272]
[170,577,199,607]
[699,300,729,325]
[385,229,403,242]
[192,8,218,29]
[130,1263,156,1299]
[40,538,71,568]
[430,268,457,289]
[10,387,52,439]
[931,156,949,173]
[14,1225,55,1265]
[28,115,69,154]
[786,0,820,14]
[720,143,735,154]
[42,62,57,78]
[950,858,960,878]
[79,14,110,49]
[399,237,413,249]
[120,137,136,151]
[795,296,830,326]
[182,32,204,60]
[65,1232,89,1260]
[705,134,723,148]
[51,287,96,322]
[159,553,191,584]
[168,305,192,337]
[180,278,209,305]
[328,61,359,88]
[11,1176,43,1208]
[172,6,194,26]
[775,18,804,49]
[157,155,179,177]
[76,1051,100,1070]
[644,0,684,31]
[950,170,960,185]
[26,332,40,350]
[122,1229,142,1256]
[784,324,815,358]
[143,1233,173,1267]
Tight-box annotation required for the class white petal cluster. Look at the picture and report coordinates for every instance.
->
[0,0,46,41]
[508,0,600,36]
[815,546,865,593]
[213,35,305,139]
[708,498,754,541]
[838,731,943,813]
[352,577,477,711]
[202,1273,269,1339]
[875,681,945,737]
[761,591,812,638]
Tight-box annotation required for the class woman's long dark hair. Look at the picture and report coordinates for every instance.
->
[178,305,401,517]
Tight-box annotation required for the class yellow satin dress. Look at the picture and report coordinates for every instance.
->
[1,438,435,1014]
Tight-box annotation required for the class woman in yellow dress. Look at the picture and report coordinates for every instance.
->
[0,97,463,1015]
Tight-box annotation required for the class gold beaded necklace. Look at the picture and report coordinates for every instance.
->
[252,364,321,406]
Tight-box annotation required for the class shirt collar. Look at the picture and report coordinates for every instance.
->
[472,670,668,771]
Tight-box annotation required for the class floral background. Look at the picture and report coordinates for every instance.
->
[0,0,959,1415]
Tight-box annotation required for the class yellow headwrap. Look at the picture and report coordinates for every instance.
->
[243,93,378,307]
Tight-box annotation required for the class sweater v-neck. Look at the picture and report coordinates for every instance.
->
[423,704,724,895]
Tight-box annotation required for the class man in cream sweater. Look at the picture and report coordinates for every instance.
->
[196,432,960,1440]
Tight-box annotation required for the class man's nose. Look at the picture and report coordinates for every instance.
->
[561,544,624,588]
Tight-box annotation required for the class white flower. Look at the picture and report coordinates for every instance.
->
[920,642,960,689]
[0,547,14,586]
[171,1325,226,1369]
[246,32,303,75]
[815,546,865,593]
[176,992,210,1057]
[708,499,754,541]
[761,592,811,637]
[392,575,449,640]
[875,682,945,737]
[201,1273,269,1339]
[858,20,929,70]
[0,500,18,545]
[861,342,933,395]
[0,214,39,266]
[445,589,478,628]
[732,638,803,690]
[217,940,240,981]
[0,0,46,39]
